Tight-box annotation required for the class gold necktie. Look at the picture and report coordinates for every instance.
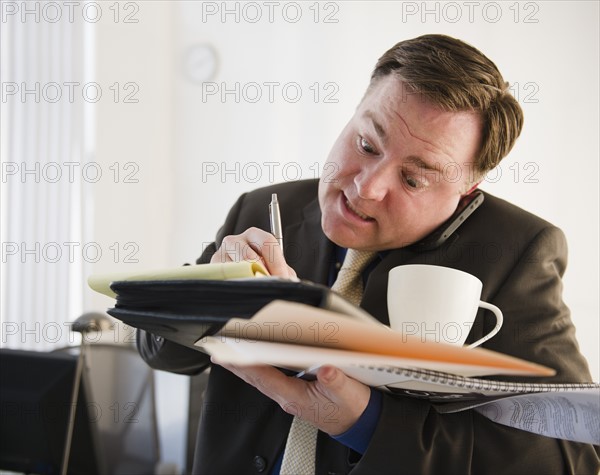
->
[280,249,377,475]
[330,249,378,306]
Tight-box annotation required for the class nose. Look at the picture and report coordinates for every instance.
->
[354,162,391,201]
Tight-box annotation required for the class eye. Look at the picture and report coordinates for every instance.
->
[403,172,428,190]
[358,136,377,155]
[405,176,420,189]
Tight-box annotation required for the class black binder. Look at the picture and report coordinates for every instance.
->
[107,278,375,350]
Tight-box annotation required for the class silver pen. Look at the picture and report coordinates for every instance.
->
[269,193,283,248]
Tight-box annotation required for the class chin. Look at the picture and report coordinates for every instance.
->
[321,219,348,247]
[322,223,369,250]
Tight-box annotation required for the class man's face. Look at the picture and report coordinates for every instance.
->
[318,76,483,251]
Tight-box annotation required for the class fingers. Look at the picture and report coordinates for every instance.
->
[211,227,297,278]
[216,361,305,406]
[212,360,371,435]
[213,231,267,265]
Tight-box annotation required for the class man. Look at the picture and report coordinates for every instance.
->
[138,35,599,474]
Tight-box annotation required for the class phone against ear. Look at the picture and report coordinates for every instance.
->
[411,190,484,252]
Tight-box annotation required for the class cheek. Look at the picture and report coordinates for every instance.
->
[420,195,462,228]
[389,193,460,235]
[326,127,357,165]
[329,142,361,181]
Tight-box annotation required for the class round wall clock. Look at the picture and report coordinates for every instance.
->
[184,43,219,83]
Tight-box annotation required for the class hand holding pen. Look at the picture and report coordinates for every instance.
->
[209,192,296,279]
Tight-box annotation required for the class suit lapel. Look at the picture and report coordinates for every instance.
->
[283,198,333,284]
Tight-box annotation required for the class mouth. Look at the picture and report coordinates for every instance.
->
[343,194,375,222]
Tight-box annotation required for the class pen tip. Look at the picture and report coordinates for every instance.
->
[271,193,278,201]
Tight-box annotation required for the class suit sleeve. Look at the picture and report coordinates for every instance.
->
[353,226,600,475]
[135,193,248,375]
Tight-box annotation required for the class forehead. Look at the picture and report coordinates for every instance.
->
[357,76,482,165]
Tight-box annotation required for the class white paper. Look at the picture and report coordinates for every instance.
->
[199,300,554,377]
[475,390,600,444]
[199,336,553,379]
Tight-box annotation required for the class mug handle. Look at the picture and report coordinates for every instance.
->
[466,301,504,348]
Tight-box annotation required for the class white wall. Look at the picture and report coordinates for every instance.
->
[86,0,599,468]
[87,3,187,470]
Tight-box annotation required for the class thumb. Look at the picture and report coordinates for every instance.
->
[315,365,344,397]
[314,365,371,435]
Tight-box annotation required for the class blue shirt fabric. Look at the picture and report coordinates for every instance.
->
[271,246,385,474]
[331,387,383,454]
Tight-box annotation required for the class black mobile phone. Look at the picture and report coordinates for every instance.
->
[411,190,484,252]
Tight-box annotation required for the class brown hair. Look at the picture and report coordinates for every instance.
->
[371,34,523,177]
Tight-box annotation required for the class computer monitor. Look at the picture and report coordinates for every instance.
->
[0,348,101,475]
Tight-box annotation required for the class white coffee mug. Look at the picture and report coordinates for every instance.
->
[387,264,503,348]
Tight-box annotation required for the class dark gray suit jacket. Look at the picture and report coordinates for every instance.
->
[138,179,599,474]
